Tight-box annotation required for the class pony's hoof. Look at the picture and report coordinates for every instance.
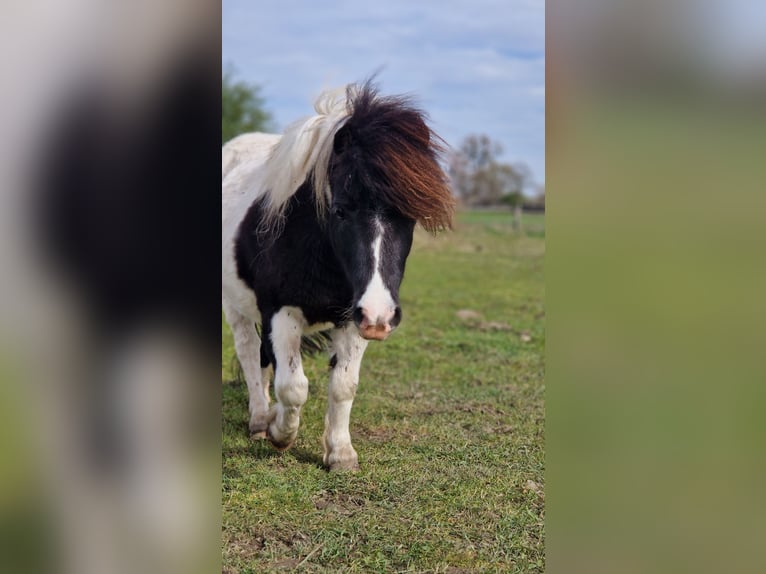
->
[267,436,294,451]
[324,446,359,472]
[249,416,270,440]
[266,425,295,451]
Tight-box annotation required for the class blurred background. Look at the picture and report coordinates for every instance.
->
[547,1,766,573]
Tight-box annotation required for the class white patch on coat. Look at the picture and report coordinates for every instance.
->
[356,219,396,325]
[221,132,281,322]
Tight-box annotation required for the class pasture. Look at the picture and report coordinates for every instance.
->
[222,211,545,573]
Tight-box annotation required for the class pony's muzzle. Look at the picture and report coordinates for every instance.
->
[353,305,402,341]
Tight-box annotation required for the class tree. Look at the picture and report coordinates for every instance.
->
[448,135,530,207]
[222,70,273,144]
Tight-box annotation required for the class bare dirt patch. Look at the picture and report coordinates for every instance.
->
[454,309,531,339]
[312,491,367,516]
[355,424,397,443]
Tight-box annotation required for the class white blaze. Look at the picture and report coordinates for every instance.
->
[357,219,396,324]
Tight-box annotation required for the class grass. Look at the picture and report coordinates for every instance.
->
[222,211,545,573]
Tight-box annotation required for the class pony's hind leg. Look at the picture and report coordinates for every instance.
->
[223,304,270,438]
[323,324,368,471]
[266,307,309,451]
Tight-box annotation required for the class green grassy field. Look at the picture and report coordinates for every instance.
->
[222,211,545,573]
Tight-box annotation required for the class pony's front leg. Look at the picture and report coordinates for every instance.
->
[266,307,309,451]
[323,324,368,471]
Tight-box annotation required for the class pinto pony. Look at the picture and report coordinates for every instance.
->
[222,81,454,470]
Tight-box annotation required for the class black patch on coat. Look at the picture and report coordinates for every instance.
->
[236,184,356,329]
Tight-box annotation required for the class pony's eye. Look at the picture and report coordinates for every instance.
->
[332,206,346,220]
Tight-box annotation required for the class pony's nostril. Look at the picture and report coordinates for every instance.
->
[352,306,365,326]
[391,306,402,327]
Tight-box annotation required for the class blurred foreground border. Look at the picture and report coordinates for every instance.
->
[547,1,766,573]
[0,2,221,573]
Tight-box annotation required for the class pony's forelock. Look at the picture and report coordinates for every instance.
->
[333,81,455,232]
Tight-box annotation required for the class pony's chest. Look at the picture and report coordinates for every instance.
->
[279,273,353,324]
[250,250,353,324]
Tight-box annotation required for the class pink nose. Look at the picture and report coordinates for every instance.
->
[353,305,402,340]
[359,321,392,341]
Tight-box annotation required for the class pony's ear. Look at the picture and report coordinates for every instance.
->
[333,124,352,154]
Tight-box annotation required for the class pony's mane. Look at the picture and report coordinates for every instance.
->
[258,86,351,224]
[260,80,454,232]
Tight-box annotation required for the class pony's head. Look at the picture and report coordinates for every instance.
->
[258,80,454,340]
[324,82,454,340]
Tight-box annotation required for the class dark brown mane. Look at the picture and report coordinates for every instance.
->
[336,81,455,232]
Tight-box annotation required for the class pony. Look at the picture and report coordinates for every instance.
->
[222,80,454,470]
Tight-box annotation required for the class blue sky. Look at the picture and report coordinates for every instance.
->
[222,0,545,187]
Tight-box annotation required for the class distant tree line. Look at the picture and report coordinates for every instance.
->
[448,134,544,210]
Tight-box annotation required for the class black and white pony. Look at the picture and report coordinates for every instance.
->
[222,81,454,470]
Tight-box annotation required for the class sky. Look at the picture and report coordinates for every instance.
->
[222,0,545,188]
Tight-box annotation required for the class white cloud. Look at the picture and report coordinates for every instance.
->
[223,0,545,182]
